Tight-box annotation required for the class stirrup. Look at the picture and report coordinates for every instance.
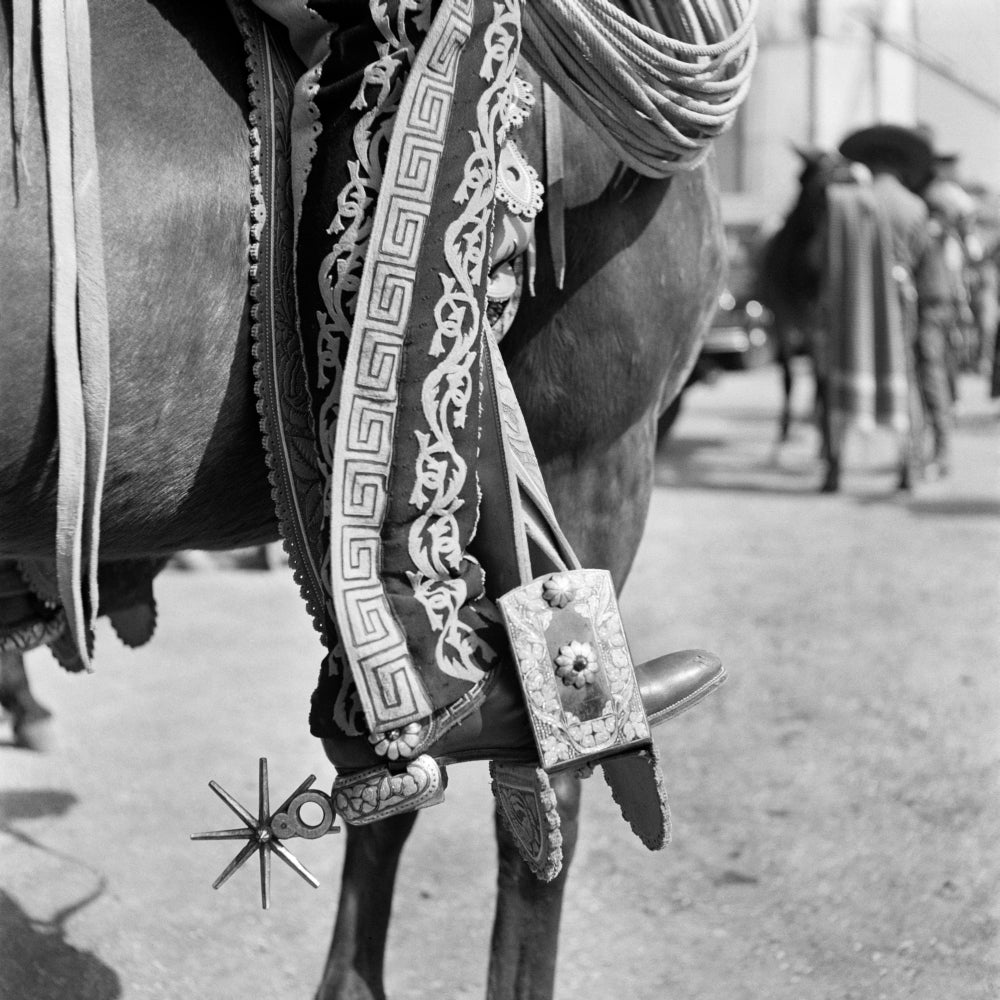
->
[331,754,446,825]
[497,568,671,858]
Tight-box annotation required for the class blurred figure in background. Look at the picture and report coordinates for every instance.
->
[983,232,1000,402]
[971,236,999,384]
[819,125,932,492]
[916,163,978,476]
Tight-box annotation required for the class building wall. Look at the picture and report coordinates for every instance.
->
[713,0,985,227]
[913,1,1000,191]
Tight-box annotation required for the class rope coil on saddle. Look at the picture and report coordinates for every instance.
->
[523,0,757,177]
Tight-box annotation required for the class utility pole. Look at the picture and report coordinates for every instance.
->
[868,1,885,121]
[805,0,821,145]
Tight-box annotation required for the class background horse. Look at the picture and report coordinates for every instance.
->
[0,649,52,749]
[0,2,724,999]
[757,148,855,453]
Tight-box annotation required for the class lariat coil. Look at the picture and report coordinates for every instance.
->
[523,0,757,176]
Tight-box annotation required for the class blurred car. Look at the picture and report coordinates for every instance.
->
[657,220,774,445]
[699,221,774,372]
[700,287,775,372]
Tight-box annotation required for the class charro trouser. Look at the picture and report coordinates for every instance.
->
[914,303,954,463]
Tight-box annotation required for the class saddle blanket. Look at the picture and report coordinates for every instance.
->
[822,182,911,436]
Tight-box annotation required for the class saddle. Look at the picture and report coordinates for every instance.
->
[0,556,164,669]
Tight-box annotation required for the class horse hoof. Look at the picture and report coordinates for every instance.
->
[926,457,950,481]
[820,457,840,493]
[13,716,55,752]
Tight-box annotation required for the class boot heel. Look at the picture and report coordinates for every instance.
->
[490,761,563,881]
[332,754,446,825]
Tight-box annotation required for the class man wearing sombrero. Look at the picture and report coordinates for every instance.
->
[816,124,933,490]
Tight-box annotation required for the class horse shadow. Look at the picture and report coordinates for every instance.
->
[0,789,122,1000]
[0,788,76,822]
[900,497,1000,518]
[0,891,121,1000]
[656,433,827,495]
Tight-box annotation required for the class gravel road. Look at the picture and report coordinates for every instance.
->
[2,362,997,1000]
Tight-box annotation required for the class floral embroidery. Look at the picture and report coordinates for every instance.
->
[369,722,424,760]
[540,733,571,764]
[554,640,599,688]
[498,72,535,142]
[406,0,522,687]
[542,574,575,608]
[621,708,649,742]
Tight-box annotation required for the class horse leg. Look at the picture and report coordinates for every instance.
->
[778,338,794,443]
[483,411,659,1000]
[815,374,841,492]
[0,650,53,751]
[487,772,581,1000]
[315,811,419,1000]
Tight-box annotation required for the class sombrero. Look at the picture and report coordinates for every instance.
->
[838,124,934,192]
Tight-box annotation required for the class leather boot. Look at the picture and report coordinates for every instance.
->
[325,568,725,873]
[325,640,724,879]
[320,647,724,774]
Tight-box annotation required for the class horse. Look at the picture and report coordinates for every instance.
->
[756,147,855,453]
[0,2,725,998]
[0,649,52,750]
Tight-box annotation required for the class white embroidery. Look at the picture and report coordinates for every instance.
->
[407,0,523,684]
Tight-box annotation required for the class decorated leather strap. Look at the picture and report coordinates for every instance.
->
[27,0,111,669]
[231,0,583,741]
[327,0,577,735]
[226,0,331,646]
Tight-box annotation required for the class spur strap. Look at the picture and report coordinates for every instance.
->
[542,83,566,290]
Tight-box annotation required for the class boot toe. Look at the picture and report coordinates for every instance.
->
[637,649,725,726]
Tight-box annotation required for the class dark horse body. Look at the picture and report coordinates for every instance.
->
[0,2,723,998]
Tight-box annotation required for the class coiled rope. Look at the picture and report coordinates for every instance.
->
[523,0,758,177]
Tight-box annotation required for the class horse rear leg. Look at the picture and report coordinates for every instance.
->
[487,771,581,1000]
[482,416,655,998]
[814,374,842,492]
[777,342,794,443]
[0,650,53,751]
[315,811,419,1000]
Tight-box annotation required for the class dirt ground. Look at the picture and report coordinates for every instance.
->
[2,362,998,1000]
